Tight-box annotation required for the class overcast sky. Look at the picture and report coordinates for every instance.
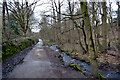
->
[31,0,119,32]
[0,0,120,32]
[33,0,119,19]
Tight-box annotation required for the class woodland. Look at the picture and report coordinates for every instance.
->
[1,0,120,79]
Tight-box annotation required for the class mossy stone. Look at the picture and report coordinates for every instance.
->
[69,63,85,74]
[95,73,108,80]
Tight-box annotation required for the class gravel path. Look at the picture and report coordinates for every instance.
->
[3,42,86,78]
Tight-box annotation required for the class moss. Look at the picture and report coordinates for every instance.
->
[65,50,69,53]
[95,73,108,80]
[69,63,85,74]
[71,55,75,58]
[2,43,21,62]
[2,38,37,62]
[43,40,46,45]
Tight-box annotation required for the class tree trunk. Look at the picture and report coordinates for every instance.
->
[80,2,99,76]
[67,0,87,53]
[57,0,62,45]
[92,2,98,53]
[108,3,118,52]
[118,2,120,53]
[5,1,11,40]
[76,26,86,54]
[102,2,107,51]
[117,2,120,27]
[52,1,56,41]
[81,20,88,53]
[2,2,9,42]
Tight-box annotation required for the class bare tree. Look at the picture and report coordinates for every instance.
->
[8,0,37,37]
[80,2,99,76]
